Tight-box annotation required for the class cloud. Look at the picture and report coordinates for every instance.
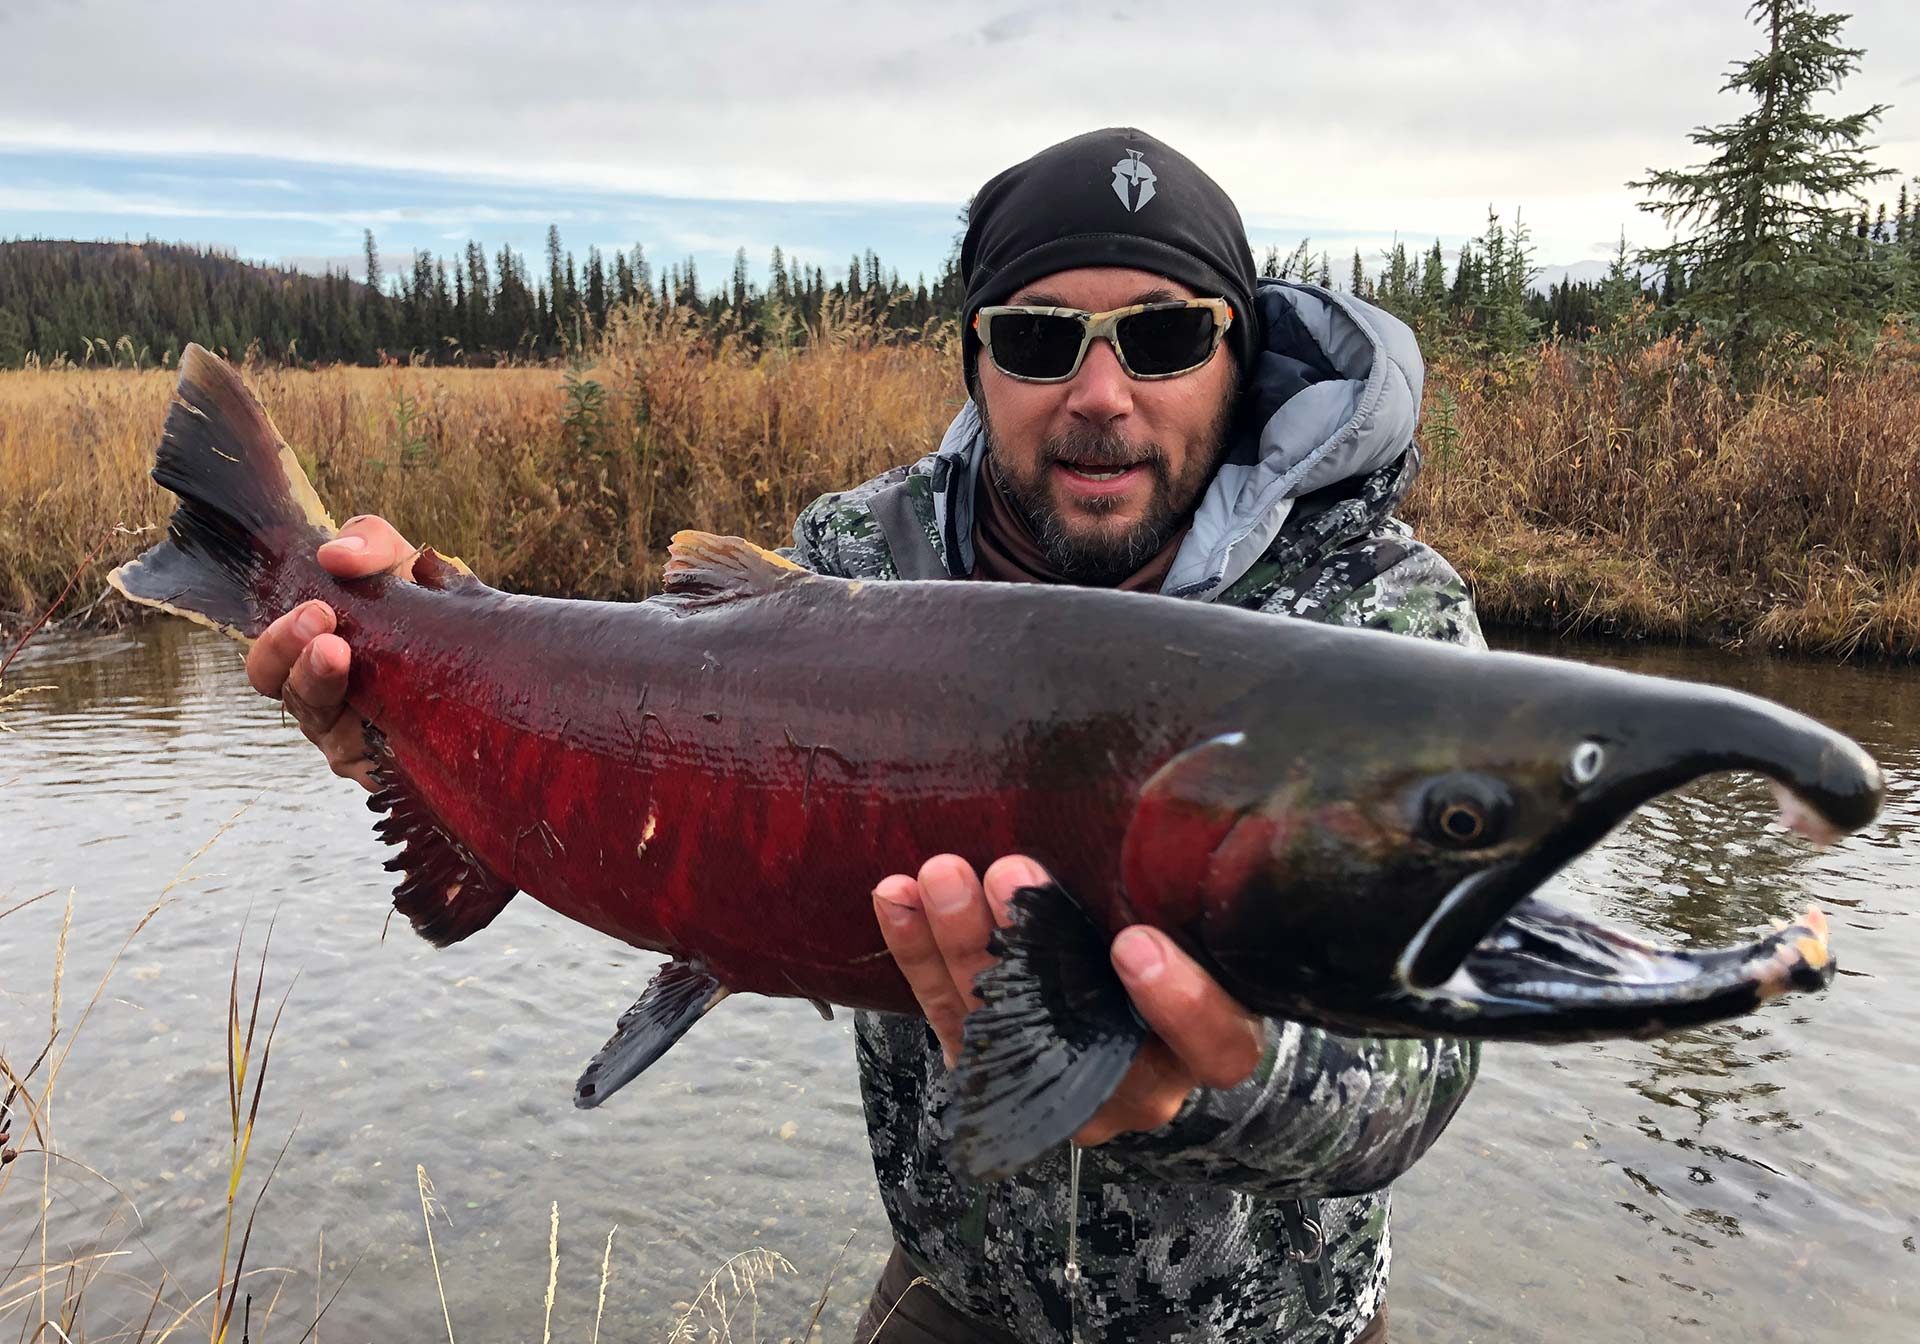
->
[4,0,1915,269]
[0,182,594,230]
[975,6,1043,45]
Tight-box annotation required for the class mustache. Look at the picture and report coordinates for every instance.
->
[1040,429,1167,474]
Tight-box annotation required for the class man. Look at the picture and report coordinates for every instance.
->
[248,129,1483,1342]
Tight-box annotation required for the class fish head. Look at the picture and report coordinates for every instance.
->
[1121,651,1884,1041]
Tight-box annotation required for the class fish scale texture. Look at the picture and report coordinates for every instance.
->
[786,444,1485,1342]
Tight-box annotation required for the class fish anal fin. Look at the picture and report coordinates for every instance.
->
[661,530,809,609]
[366,728,516,946]
[947,883,1147,1182]
[575,961,729,1108]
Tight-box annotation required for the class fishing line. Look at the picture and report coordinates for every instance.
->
[1064,1142,1083,1344]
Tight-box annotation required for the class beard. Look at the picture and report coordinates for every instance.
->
[981,402,1234,586]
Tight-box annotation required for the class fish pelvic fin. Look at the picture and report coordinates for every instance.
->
[575,961,729,1108]
[947,883,1148,1183]
[366,726,517,946]
[660,530,810,610]
[108,343,336,643]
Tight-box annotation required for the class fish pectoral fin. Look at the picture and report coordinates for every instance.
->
[659,530,811,610]
[574,961,730,1109]
[947,883,1147,1183]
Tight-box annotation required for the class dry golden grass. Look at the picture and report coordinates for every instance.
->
[1405,318,1920,656]
[0,305,960,625]
[5,301,1919,658]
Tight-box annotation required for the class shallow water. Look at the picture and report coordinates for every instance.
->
[0,623,1913,1341]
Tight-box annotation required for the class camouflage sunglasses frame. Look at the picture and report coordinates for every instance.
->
[972,297,1234,383]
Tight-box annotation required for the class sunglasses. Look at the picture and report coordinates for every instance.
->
[973,297,1234,383]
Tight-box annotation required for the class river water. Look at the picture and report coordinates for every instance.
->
[0,623,1913,1342]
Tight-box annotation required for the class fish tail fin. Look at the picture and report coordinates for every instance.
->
[108,343,337,642]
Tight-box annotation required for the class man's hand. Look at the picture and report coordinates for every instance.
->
[872,854,1266,1148]
[243,515,418,792]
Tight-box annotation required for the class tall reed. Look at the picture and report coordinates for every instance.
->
[4,304,1918,658]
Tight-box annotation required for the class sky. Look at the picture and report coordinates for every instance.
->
[3,0,1917,293]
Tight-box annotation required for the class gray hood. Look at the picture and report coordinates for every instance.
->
[928,279,1425,599]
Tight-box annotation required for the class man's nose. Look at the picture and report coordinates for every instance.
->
[1063,337,1134,425]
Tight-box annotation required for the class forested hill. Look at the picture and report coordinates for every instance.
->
[0,232,961,369]
[0,239,381,368]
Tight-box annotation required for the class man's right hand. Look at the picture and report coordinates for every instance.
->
[244,515,418,792]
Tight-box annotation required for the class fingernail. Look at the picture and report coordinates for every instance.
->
[1010,857,1049,889]
[293,605,328,639]
[328,535,367,554]
[1113,928,1164,983]
[873,891,918,928]
[923,874,971,915]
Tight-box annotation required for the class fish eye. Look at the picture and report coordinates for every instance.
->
[1567,740,1606,787]
[1421,774,1511,850]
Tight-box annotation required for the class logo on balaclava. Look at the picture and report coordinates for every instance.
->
[1111,150,1156,212]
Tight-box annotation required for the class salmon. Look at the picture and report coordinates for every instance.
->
[111,345,1884,1179]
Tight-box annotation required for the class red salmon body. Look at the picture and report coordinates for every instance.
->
[111,344,1881,1178]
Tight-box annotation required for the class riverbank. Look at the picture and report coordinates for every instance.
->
[5,313,1918,657]
[1403,325,1920,658]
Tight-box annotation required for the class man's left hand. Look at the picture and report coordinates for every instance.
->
[872,854,1267,1148]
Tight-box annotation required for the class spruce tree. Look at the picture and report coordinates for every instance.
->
[1631,0,1895,365]
[361,229,386,356]
[732,247,750,315]
[1449,240,1479,316]
[1595,228,1643,329]
[545,225,565,349]
[587,246,608,328]
[613,250,634,307]
[1381,240,1412,310]
[1419,241,1447,316]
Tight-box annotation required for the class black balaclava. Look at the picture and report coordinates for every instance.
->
[960,127,1260,392]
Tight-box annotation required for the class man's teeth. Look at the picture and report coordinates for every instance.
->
[1064,464,1130,481]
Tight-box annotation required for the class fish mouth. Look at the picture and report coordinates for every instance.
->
[1415,894,1836,1041]
[1391,741,1872,1040]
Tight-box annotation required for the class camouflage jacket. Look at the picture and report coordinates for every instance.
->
[786,441,1485,1343]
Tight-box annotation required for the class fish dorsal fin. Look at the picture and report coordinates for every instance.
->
[661,530,809,609]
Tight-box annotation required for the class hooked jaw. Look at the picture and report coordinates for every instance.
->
[1390,688,1879,1041]
[1409,898,1836,1041]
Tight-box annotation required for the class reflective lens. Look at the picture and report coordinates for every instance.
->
[986,311,1086,380]
[1114,306,1219,376]
[979,301,1227,382]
